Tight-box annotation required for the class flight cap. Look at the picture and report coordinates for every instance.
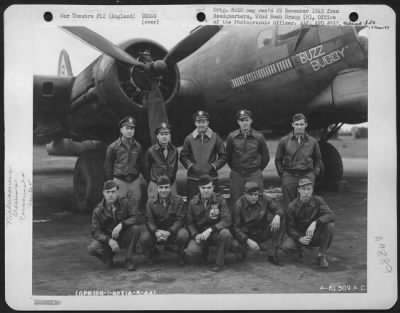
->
[193,110,209,121]
[103,180,119,191]
[157,175,171,186]
[119,116,136,128]
[236,109,253,120]
[244,181,259,193]
[198,175,213,186]
[292,113,307,123]
[155,122,171,134]
[297,177,313,187]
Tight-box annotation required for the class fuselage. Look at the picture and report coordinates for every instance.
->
[170,25,367,143]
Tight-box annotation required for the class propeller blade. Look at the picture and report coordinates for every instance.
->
[164,25,222,65]
[61,26,144,68]
[143,82,168,144]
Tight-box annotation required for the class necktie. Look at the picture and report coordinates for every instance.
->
[297,136,302,144]
[163,147,168,159]
[111,205,116,221]
[204,200,208,208]
[162,200,167,208]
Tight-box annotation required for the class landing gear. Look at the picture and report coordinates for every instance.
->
[73,149,105,212]
[318,123,344,189]
[318,142,344,188]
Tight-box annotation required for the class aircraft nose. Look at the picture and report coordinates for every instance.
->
[357,28,368,66]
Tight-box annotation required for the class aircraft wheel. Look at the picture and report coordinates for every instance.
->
[73,150,105,213]
[318,141,344,188]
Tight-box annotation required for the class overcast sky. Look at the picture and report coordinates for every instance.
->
[34,25,367,129]
[34,25,193,75]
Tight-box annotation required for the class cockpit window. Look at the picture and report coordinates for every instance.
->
[257,28,274,48]
[277,25,302,43]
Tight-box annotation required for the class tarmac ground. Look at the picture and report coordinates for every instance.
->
[33,138,367,295]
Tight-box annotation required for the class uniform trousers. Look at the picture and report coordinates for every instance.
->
[281,171,315,208]
[140,227,189,256]
[230,169,264,204]
[88,224,143,261]
[231,224,285,253]
[281,222,335,254]
[184,229,233,266]
[113,177,143,210]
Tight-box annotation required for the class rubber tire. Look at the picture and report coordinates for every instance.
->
[318,141,344,187]
[73,150,105,213]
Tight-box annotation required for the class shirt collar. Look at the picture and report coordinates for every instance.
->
[192,127,213,139]
[291,131,308,140]
[240,128,253,136]
[195,193,217,204]
[155,193,172,205]
[155,142,170,151]
[117,137,136,147]
[295,195,315,207]
[242,196,260,209]
[100,198,119,214]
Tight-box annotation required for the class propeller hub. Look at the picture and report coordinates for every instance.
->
[151,60,167,77]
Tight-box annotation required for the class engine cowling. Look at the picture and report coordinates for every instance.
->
[94,39,180,116]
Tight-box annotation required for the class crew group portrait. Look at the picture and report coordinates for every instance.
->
[89,111,335,272]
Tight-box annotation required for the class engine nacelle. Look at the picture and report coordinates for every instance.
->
[94,39,180,116]
[35,39,181,144]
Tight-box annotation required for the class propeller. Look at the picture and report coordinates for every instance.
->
[61,26,145,68]
[143,82,169,144]
[62,25,222,144]
[163,25,221,66]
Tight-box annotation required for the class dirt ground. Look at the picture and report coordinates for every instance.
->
[32,137,367,295]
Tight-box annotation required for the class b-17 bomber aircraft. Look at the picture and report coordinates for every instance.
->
[34,25,368,211]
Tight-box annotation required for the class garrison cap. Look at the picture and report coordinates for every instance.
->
[193,110,209,121]
[244,181,259,193]
[297,177,313,187]
[119,116,136,128]
[198,175,213,186]
[103,180,119,191]
[157,175,171,186]
[292,113,307,123]
[236,109,253,120]
[155,122,171,134]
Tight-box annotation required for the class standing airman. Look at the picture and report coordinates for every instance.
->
[275,113,322,207]
[104,116,144,211]
[143,122,178,200]
[226,109,270,204]
[180,111,227,200]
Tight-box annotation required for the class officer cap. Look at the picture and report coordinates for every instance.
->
[297,177,313,187]
[119,116,136,128]
[198,175,213,186]
[157,175,171,186]
[244,181,259,193]
[292,113,307,123]
[193,110,209,121]
[155,122,171,134]
[103,180,119,191]
[236,109,253,120]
